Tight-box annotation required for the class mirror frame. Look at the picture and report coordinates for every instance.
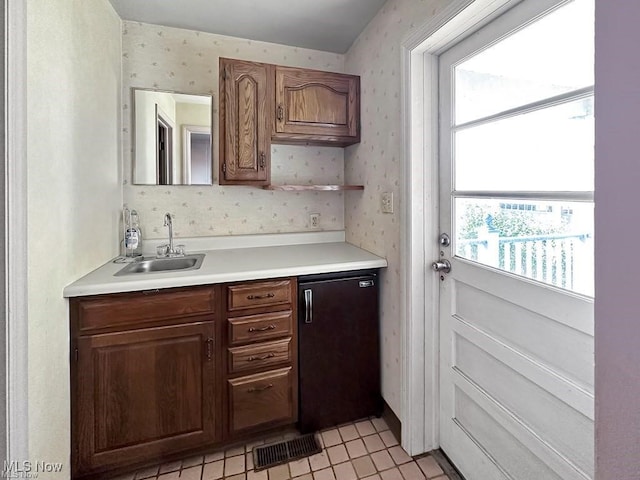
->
[131,88,214,186]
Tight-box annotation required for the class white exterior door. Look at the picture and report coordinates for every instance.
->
[436,1,594,479]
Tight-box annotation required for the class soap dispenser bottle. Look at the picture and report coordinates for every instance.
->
[124,209,143,257]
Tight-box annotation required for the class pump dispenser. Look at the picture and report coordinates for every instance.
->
[123,208,143,259]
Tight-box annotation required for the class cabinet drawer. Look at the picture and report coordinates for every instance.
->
[228,338,291,374]
[75,286,216,333]
[228,311,292,345]
[228,367,295,433]
[227,280,292,312]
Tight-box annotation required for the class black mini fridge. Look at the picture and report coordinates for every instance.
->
[297,270,382,433]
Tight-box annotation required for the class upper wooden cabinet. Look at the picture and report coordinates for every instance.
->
[273,66,360,146]
[219,58,361,186]
[219,58,273,185]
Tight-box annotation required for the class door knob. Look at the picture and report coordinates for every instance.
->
[431,259,451,273]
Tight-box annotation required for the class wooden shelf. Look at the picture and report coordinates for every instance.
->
[262,185,365,191]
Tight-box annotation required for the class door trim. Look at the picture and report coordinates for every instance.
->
[5,0,29,463]
[399,0,528,456]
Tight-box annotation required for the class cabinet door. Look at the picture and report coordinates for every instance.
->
[274,66,360,145]
[73,322,216,475]
[219,58,272,185]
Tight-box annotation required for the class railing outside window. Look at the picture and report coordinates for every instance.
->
[458,232,593,294]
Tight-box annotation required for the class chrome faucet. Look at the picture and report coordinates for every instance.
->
[163,213,175,255]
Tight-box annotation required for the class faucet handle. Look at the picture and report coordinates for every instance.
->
[156,244,169,257]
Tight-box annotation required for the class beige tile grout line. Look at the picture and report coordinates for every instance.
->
[124,417,454,480]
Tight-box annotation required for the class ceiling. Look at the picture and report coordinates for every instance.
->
[107,0,388,54]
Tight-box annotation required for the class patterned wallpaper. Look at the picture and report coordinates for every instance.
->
[344,0,452,417]
[122,22,346,238]
[121,2,455,422]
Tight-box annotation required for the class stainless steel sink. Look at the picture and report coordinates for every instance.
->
[114,254,205,276]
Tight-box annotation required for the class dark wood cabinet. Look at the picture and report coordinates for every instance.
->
[75,323,216,474]
[70,286,220,479]
[222,278,298,439]
[273,66,360,146]
[219,58,273,185]
[70,279,303,478]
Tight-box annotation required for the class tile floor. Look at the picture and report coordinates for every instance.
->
[114,418,455,480]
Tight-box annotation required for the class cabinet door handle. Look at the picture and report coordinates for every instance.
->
[142,289,160,295]
[248,383,274,393]
[247,293,275,300]
[304,289,313,324]
[248,324,276,333]
[277,104,284,121]
[206,337,214,361]
[247,353,275,362]
[259,152,266,170]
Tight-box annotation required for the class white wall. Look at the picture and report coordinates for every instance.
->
[344,0,452,417]
[594,1,640,478]
[134,90,177,184]
[175,102,210,129]
[123,22,347,239]
[26,0,122,475]
[176,102,211,184]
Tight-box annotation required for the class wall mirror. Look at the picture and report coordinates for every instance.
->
[133,89,213,185]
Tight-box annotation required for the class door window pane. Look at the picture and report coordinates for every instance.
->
[454,0,594,124]
[455,96,594,191]
[455,198,593,296]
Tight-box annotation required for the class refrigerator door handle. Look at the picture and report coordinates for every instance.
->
[304,289,313,324]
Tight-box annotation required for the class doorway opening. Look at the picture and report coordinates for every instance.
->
[156,111,173,185]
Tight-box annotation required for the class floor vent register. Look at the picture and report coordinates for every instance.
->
[252,434,322,471]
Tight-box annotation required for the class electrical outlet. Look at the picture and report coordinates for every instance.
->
[310,213,320,228]
[381,192,394,214]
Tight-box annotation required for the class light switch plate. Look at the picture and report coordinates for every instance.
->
[381,192,393,214]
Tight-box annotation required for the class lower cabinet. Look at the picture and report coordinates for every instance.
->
[70,286,220,479]
[74,323,217,475]
[222,278,298,439]
[70,279,297,479]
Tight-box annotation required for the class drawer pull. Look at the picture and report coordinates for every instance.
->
[247,353,275,362]
[248,324,276,333]
[142,289,160,295]
[247,293,275,300]
[206,337,214,361]
[248,383,274,393]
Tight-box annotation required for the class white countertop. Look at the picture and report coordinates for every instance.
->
[63,237,387,297]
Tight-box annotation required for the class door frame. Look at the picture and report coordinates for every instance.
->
[5,0,29,464]
[399,0,532,455]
